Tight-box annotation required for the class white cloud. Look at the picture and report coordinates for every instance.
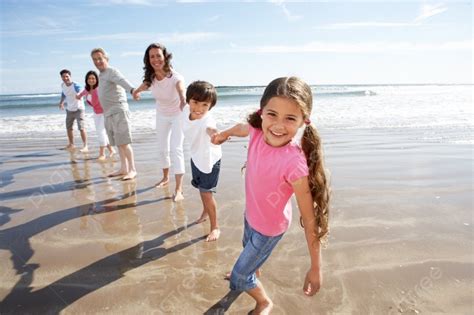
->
[121,51,143,57]
[88,0,155,6]
[319,3,448,30]
[213,40,472,54]
[65,32,219,44]
[414,3,448,23]
[269,0,302,21]
[208,15,221,22]
[318,22,417,30]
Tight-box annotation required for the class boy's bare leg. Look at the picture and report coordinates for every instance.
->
[173,173,184,201]
[247,280,273,315]
[121,144,137,180]
[155,168,170,187]
[79,129,88,152]
[200,191,220,241]
[196,210,208,223]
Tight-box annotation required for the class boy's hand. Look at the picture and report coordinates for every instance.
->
[211,132,230,145]
[59,103,64,110]
[303,268,322,296]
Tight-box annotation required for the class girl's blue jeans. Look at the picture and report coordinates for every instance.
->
[229,218,284,291]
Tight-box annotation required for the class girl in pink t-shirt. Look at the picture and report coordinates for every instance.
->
[77,70,115,160]
[212,77,331,314]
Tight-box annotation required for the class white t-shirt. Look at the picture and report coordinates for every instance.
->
[181,105,222,174]
[61,82,85,111]
[150,70,184,116]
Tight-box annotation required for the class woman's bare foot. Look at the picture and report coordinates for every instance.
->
[196,211,208,223]
[206,228,220,242]
[172,190,184,202]
[79,146,89,153]
[97,155,106,161]
[122,170,137,181]
[154,178,169,188]
[108,170,126,177]
[64,144,75,151]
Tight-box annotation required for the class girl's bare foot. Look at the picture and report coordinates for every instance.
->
[251,299,273,315]
[172,191,184,202]
[206,228,220,242]
[79,146,89,153]
[196,212,208,223]
[155,178,169,188]
[97,155,106,161]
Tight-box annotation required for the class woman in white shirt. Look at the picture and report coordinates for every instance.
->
[133,43,186,201]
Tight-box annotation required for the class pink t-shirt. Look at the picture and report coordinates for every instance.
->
[245,126,309,236]
[78,88,104,114]
[150,70,184,116]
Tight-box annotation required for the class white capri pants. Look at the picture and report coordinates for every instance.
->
[156,112,185,175]
[94,113,110,147]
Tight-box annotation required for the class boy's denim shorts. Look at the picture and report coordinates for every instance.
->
[191,159,220,193]
[229,218,284,291]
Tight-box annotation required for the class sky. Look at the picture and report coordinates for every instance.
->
[0,0,472,94]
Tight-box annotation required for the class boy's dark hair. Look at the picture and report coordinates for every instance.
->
[186,81,217,109]
[59,69,71,76]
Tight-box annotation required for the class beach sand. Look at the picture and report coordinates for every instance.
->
[0,129,472,314]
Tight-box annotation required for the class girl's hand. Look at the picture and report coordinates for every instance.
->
[75,94,81,100]
[211,132,230,145]
[303,267,322,296]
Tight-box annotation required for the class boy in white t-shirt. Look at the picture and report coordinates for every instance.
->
[181,81,222,242]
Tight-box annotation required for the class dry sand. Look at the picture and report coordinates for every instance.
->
[0,128,472,314]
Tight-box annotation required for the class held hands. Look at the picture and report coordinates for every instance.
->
[132,89,141,101]
[210,132,230,145]
[303,267,322,296]
[75,94,81,100]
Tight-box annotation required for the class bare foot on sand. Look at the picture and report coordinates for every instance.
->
[122,170,137,181]
[154,178,169,188]
[97,155,106,161]
[63,144,75,151]
[108,171,126,177]
[206,228,220,242]
[172,191,184,202]
[251,299,273,315]
[196,211,208,223]
[79,146,89,153]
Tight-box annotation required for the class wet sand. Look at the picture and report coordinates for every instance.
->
[0,129,472,314]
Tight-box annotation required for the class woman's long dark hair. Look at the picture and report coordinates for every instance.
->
[142,43,173,87]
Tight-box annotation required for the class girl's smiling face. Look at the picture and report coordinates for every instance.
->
[261,96,305,147]
[87,74,97,87]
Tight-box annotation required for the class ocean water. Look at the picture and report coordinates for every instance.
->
[0,84,472,144]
